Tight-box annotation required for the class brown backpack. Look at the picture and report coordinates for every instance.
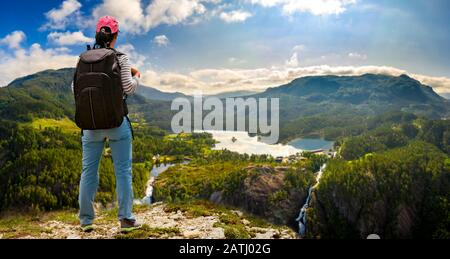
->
[73,47,128,130]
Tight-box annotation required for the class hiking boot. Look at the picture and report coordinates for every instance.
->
[120,219,142,233]
[80,224,94,233]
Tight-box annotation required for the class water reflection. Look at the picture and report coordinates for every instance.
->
[206,131,302,157]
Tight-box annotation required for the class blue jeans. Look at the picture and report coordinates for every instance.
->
[79,118,135,225]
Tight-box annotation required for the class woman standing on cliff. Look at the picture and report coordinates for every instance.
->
[74,16,142,233]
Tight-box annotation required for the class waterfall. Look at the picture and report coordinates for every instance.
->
[134,164,174,205]
[140,177,155,205]
[296,164,327,238]
[135,162,190,205]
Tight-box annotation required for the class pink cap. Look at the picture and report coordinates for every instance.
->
[96,16,119,34]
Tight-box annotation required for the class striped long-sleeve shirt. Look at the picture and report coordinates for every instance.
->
[117,54,139,95]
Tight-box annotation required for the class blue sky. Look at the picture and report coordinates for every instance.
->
[1,0,450,94]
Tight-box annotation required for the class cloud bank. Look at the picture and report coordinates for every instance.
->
[0,42,77,86]
[141,65,450,95]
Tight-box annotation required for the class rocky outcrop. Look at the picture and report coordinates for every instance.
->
[215,166,313,227]
[1,202,296,239]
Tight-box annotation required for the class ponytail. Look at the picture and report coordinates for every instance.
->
[94,27,118,49]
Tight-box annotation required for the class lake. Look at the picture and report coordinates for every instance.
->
[288,138,334,151]
[205,131,335,156]
[206,131,301,157]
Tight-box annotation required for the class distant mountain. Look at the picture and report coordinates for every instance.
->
[251,74,450,141]
[1,68,76,121]
[258,74,449,120]
[2,69,449,141]
[8,67,190,102]
[137,89,260,101]
[209,90,260,99]
[8,68,75,91]
[263,74,444,103]
[136,86,189,101]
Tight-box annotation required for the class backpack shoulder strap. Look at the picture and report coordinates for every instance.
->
[110,49,126,74]
[107,47,125,56]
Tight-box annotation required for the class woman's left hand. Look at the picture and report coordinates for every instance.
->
[131,67,141,78]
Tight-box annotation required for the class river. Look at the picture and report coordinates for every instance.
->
[136,131,330,231]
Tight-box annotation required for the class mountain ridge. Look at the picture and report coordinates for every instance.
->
[5,68,189,102]
[255,73,449,123]
[2,68,448,134]
[262,73,445,103]
[5,68,447,106]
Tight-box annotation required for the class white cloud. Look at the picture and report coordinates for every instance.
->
[292,44,306,52]
[0,39,77,86]
[202,0,223,4]
[153,35,170,46]
[140,65,450,95]
[92,0,146,34]
[220,10,252,23]
[39,0,357,35]
[40,0,249,34]
[411,75,450,94]
[42,0,82,30]
[1,30,450,96]
[92,0,207,34]
[285,44,305,67]
[142,69,206,92]
[285,52,299,67]
[0,31,26,49]
[249,0,357,15]
[46,0,81,21]
[39,0,211,34]
[145,0,206,27]
[48,31,92,46]
[116,43,146,68]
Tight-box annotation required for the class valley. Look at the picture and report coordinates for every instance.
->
[0,68,449,239]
